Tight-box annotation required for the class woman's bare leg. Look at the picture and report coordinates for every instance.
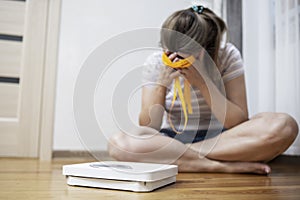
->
[189,112,299,162]
[108,126,271,174]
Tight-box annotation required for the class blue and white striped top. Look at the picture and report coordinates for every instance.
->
[142,43,244,130]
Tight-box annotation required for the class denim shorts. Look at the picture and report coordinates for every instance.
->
[160,128,226,144]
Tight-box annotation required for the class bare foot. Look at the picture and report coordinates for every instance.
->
[177,156,271,174]
[218,161,271,174]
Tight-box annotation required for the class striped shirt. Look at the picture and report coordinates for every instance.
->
[142,43,244,130]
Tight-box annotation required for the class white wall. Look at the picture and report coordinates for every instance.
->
[54,0,220,151]
[54,0,299,155]
[243,0,300,155]
[242,0,275,114]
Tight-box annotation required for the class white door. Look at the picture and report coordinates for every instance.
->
[0,0,55,157]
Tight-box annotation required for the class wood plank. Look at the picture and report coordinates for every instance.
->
[0,156,299,200]
[0,120,18,144]
[0,0,26,36]
[0,83,19,117]
[0,40,22,77]
[0,120,19,156]
[0,119,18,135]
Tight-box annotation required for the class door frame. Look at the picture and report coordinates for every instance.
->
[37,0,62,161]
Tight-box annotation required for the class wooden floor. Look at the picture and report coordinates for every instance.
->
[0,156,300,200]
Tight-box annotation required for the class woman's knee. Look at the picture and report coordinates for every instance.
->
[108,132,132,161]
[107,133,120,160]
[107,131,147,161]
[258,113,298,147]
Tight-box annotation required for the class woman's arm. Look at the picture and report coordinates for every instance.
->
[139,53,181,130]
[180,64,248,129]
[196,75,248,129]
[139,86,167,130]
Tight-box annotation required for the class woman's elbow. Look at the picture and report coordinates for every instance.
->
[138,112,162,130]
[138,112,149,126]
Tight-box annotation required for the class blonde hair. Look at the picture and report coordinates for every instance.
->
[160,6,227,67]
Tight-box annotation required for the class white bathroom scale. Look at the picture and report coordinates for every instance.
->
[62,161,178,192]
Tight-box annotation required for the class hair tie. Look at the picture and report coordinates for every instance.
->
[192,5,205,14]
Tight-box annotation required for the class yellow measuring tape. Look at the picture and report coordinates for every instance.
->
[162,52,195,134]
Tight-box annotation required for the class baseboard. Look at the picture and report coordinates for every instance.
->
[52,150,300,164]
[52,150,114,160]
[270,154,300,166]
